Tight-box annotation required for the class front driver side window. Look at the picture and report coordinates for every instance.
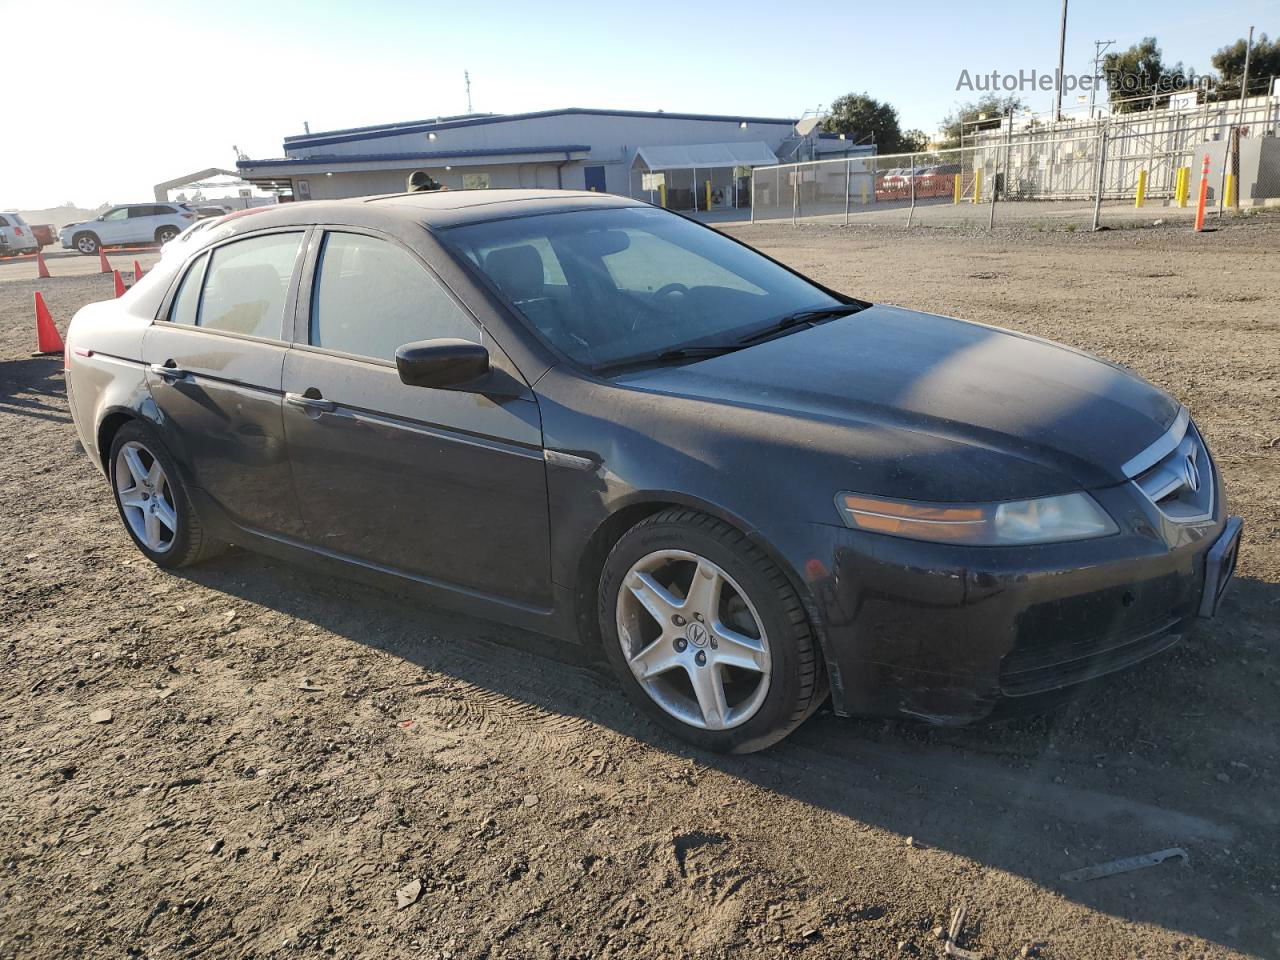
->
[311,232,479,362]
[102,208,128,221]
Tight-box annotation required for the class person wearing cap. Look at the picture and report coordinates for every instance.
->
[406,171,447,192]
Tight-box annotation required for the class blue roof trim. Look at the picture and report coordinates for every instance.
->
[238,145,592,170]
[283,107,799,150]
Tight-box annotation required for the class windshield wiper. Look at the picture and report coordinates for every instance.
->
[736,302,869,345]
[595,344,743,375]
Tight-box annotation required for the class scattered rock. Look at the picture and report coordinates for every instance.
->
[396,878,423,910]
[933,926,947,941]
[299,679,324,692]
[207,838,224,855]
[89,709,112,725]
[522,794,540,808]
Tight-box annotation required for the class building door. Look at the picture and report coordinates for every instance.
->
[584,166,607,192]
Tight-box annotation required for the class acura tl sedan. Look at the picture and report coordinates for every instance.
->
[63,190,1242,753]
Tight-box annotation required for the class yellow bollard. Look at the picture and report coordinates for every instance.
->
[952,174,961,204]
[705,180,712,211]
[658,183,667,208]
[861,180,869,204]
[1225,174,1237,208]
[972,169,982,204]
[1134,169,1147,208]
[1175,167,1190,207]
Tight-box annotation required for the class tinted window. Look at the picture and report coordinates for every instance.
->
[444,206,839,370]
[102,208,128,221]
[199,232,302,338]
[155,205,176,215]
[311,232,479,361]
[0,216,8,227]
[168,252,209,326]
[128,206,155,218]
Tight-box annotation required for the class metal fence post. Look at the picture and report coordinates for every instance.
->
[844,159,851,226]
[988,153,998,231]
[1091,124,1109,231]
[791,165,798,226]
[906,153,916,227]
[749,169,755,224]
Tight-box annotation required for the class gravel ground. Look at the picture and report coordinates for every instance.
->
[1,217,1277,960]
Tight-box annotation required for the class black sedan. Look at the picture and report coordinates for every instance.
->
[63,190,1242,752]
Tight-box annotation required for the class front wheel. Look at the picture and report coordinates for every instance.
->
[74,233,99,255]
[108,421,220,568]
[599,509,826,753]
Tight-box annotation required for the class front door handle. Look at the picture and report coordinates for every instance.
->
[149,362,190,381]
[285,392,336,413]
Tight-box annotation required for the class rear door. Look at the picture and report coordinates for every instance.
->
[280,227,552,606]
[142,228,309,538]
[126,205,160,244]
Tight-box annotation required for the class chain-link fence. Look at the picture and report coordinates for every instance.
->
[750,93,1280,231]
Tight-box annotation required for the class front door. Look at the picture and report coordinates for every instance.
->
[142,229,309,538]
[281,229,552,607]
[96,207,131,244]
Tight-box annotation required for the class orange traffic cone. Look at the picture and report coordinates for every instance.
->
[133,260,144,284]
[34,293,64,355]
[98,247,111,273]
[113,270,126,298]
[35,251,51,279]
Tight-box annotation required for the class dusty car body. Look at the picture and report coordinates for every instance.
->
[62,189,1241,751]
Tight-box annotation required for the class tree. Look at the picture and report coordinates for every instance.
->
[936,95,1024,150]
[823,93,920,155]
[1210,33,1280,101]
[1103,37,1187,111]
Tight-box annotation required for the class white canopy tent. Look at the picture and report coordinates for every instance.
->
[632,142,778,211]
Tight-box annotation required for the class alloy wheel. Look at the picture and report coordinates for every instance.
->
[115,441,178,553]
[616,549,771,730]
[76,236,96,254]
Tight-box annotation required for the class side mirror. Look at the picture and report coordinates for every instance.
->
[395,338,490,390]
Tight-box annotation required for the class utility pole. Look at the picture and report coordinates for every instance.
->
[1055,0,1069,120]
[1089,39,1114,120]
[1235,26,1254,128]
[465,70,473,114]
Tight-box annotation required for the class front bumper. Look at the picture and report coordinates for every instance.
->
[795,478,1240,724]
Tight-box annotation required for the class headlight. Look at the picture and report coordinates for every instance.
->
[835,491,1117,546]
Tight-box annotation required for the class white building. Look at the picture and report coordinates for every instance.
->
[237,107,872,212]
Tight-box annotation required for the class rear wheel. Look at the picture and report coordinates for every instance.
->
[155,226,178,244]
[599,508,825,753]
[74,232,99,255]
[108,421,220,568]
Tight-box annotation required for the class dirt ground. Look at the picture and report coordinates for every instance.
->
[1,216,1277,960]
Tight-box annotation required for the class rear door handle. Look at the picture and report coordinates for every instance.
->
[285,392,336,413]
[148,362,190,381]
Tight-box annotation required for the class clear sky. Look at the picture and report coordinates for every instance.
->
[1,0,1272,210]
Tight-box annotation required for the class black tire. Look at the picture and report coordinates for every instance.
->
[599,508,826,753]
[73,232,99,256]
[155,226,178,244]
[108,420,221,568]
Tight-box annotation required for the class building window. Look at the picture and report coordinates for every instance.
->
[462,172,491,191]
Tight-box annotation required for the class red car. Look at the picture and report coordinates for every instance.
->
[31,224,57,249]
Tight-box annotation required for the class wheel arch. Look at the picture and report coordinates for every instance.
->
[572,492,837,707]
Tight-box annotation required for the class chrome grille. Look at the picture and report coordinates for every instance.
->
[1125,411,1214,522]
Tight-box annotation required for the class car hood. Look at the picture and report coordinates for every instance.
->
[619,305,1178,496]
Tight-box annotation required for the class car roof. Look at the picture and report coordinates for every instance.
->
[183,190,649,249]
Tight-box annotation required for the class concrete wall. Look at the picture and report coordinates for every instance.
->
[296,163,570,201]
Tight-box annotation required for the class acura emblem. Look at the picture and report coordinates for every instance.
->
[1182,454,1200,493]
[685,622,709,647]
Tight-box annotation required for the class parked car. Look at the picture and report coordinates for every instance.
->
[62,190,1242,753]
[0,211,39,256]
[59,203,197,255]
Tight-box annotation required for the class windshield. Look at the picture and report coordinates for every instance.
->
[442,206,842,371]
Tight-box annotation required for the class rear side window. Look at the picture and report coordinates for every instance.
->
[168,252,209,326]
[199,232,302,338]
[310,232,479,361]
[154,205,176,215]
[0,216,9,227]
